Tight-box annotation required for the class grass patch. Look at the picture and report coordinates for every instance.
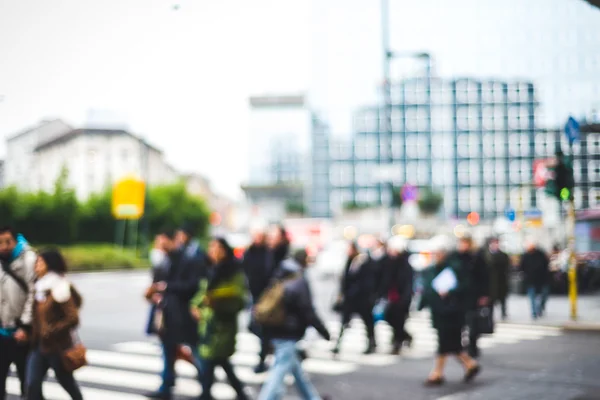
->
[37,244,150,272]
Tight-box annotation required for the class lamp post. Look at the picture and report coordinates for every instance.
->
[381,0,432,236]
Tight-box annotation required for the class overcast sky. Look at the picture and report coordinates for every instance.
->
[1,0,598,198]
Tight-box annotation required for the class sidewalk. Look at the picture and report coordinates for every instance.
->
[500,293,600,331]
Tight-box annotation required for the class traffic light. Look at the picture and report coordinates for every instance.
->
[549,153,574,201]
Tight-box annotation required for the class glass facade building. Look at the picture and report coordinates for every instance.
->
[318,77,540,219]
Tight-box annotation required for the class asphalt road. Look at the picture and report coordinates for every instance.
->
[6,271,600,400]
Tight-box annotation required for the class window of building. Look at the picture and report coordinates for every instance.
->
[508,83,520,103]
[484,188,496,211]
[482,134,494,157]
[469,187,481,212]
[483,161,495,184]
[589,160,600,181]
[456,107,469,131]
[508,133,521,156]
[495,160,506,184]
[590,188,600,208]
[494,108,505,130]
[588,133,600,154]
[574,188,583,209]
[354,137,367,159]
[493,83,505,103]
[469,160,480,184]
[535,134,549,156]
[405,161,418,185]
[496,187,507,212]
[520,134,530,157]
[391,135,403,158]
[457,161,469,184]
[482,106,494,131]
[356,189,378,204]
[457,134,470,157]
[391,108,402,132]
[365,114,378,133]
[416,135,429,158]
[329,163,352,186]
[432,107,453,132]
[509,160,522,184]
[573,160,582,181]
[417,162,429,185]
[329,142,352,160]
[406,135,419,158]
[355,162,373,185]
[519,106,531,129]
[458,188,470,212]
[508,107,520,130]
[365,135,379,159]
[468,135,479,158]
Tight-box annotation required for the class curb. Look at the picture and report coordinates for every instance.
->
[560,322,600,332]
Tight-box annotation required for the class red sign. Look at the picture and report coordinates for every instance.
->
[533,159,552,188]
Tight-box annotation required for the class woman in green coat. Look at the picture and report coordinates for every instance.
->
[190,237,249,400]
[418,235,480,386]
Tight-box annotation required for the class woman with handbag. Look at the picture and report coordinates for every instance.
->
[26,249,84,400]
[418,236,480,387]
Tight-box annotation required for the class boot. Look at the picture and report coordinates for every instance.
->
[364,338,376,354]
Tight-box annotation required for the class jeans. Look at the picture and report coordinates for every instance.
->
[258,339,321,400]
[527,285,550,318]
[196,357,247,400]
[0,335,29,400]
[159,342,177,393]
[26,348,83,400]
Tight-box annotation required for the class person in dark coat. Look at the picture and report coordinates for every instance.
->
[520,238,551,319]
[419,235,480,386]
[453,236,489,359]
[483,237,510,320]
[175,223,208,268]
[333,242,377,355]
[259,250,331,400]
[242,227,272,373]
[381,236,414,354]
[145,229,206,400]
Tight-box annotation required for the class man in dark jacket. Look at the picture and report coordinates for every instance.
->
[453,236,489,359]
[259,250,330,400]
[483,237,510,320]
[242,227,273,373]
[520,239,551,319]
[145,229,206,400]
[175,223,208,268]
[333,242,377,355]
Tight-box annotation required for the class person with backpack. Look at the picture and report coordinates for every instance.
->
[0,226,37,400]
[256,250,331,400]
[190,237,249,400]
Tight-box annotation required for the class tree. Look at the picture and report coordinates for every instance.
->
[417,187,443,215]
[285,201,306,215]
[391,186,403,209]
[343,201,375,211]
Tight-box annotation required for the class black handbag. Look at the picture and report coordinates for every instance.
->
[476,306,495,335]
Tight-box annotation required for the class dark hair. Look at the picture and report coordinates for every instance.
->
[158,227,176,240]
[214,237,235,260]
[39,249,68,274]
[277,225,289,244]
[0,226,17,240]
[178,222,197,238]
[293,249,308,267]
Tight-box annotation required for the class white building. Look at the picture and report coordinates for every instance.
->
[4,119,72,190]
[0,160,4,188]
[32,128,178,200]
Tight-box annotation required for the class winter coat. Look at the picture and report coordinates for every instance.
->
[31,273,82,354]
[482,249,510,301]
[340,253,376,306]
[264,259,330,341]
[0,236,36,333]
[418,257,469,331]
[520,249,551,290]
[242,244,271,300]
[380,253,414,312]
[191,259,246,360]
[161,248,206,346]
[451,250,489,311]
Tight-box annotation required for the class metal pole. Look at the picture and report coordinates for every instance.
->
[141,138,150,256]
[567,143,578,320]
[381,0,394,236]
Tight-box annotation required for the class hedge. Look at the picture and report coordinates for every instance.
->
[0,170,211,247]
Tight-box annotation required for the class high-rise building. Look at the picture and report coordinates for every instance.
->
[322,76,539,219]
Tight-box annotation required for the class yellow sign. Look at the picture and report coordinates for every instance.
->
[112,177,146,220]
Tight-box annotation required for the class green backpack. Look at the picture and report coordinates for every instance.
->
[254,274,300,327]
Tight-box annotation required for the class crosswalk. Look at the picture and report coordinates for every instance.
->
[7,313,563,399]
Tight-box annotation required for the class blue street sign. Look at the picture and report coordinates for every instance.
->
[504,207,516,222]
[524,208,543,220]
[564,116,580,145]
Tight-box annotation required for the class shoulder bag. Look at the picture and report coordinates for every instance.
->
[61,330,87,372]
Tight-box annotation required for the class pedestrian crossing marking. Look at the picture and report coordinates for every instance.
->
[6,316,564,400]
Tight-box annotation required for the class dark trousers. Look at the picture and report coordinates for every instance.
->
[337,302,375,346]
[0,335,29,400]
[386,305,412,345]
[159,341,177,393]
[27,347,83,400]
[495,297,507,319]
[197,358,247,400]
[466,310,480,357]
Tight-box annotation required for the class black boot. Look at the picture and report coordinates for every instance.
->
[364,338,376,354]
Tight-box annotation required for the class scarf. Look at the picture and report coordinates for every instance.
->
[34,272,71,303]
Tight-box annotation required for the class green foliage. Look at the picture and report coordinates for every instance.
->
[417,187,444,215]
[343,201,376,211]
[54,244,151,271]
[391,186,403,209]
[285,201,306,215]
[0,178,211,247]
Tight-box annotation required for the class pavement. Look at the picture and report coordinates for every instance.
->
[6,270,600,400]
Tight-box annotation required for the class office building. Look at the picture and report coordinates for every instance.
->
[323,77,539,219]
[570,123,600,210]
